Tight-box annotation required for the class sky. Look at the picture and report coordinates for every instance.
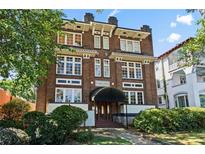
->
[63,9,201,57]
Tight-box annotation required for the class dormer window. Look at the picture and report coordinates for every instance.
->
[58,32,82,47]
[120,39,141,53]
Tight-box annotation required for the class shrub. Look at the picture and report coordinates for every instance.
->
[50,105,88,144]
[1,98,31,121]
[0,128,30,145]
[73,130,94,144]
[22,111,46,144]
[133,107,205,133]
[0,120,23,129]
[51,105,88,134]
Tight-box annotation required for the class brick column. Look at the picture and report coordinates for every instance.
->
[82,57,92,110]
[143,62,157,105]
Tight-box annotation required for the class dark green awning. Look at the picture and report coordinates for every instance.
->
[90,87,126,103]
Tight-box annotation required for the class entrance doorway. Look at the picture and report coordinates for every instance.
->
[96,103,112,120]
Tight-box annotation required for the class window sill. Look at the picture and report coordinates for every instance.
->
[50,102,86,104]
[56,73,82,76]
[122,78,143,80]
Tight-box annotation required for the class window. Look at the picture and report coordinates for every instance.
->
[103,37,109,49]
[122,62,142,79]
[158,96,163,104]
[122,82,143,88]
[180,76,186,84]
[56,56,82,76]
[56,89,64,102]
[95,58,101,77]
[157,80,161,88]
[103,59,110,77]
[57,57,65,74]
[55,88,82,103]
[175,94,189,107]
[94,35,101,49]
[120,39,126,51]
[56,78,81,85]
[58,32,82,46]
[120,39,141,53]
[123,91,144,104]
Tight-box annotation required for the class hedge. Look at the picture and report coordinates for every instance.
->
[133,107,205,133]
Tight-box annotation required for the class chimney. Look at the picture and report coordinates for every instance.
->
[84,13,94,23]
[141,25,152,33]
[108,16,118,26]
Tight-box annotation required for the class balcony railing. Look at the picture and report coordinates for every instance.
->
[169,61,185,72]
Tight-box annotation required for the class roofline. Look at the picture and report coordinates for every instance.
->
[62,18,149,33]
[158,37,193,59]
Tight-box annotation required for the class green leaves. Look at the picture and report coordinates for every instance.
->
[0,10,64,100]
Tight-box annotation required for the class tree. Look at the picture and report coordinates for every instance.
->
[180,9,205,66]
[0,10,64,100]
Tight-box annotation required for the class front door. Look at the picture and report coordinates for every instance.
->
[96,103,112,120]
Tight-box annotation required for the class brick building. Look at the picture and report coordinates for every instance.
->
[36,13,157,127]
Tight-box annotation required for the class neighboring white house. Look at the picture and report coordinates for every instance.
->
[155,38,205,108]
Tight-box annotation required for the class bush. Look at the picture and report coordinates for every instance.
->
[73,130,94,144]
[51,105,88,134]
[0,120,23,129]
[0,128,30,145]
[22,111,46,144]
[49,105,88,144]
[133,107,205,133]
[1,98,31,121]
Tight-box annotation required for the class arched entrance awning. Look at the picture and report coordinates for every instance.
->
[90,87,126,103]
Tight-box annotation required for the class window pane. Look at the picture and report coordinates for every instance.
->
[136,68,142,79]
[130,92,136,104]
[94,36,101,48]
[103,37,109,49]
[66,57,73,62]
[58,33,65,44]
[57,62,64,74]
[66,63,73,74]
[103,60,110,77]
[177,96,186,107]
[127,41,133,52]
[74,89,81,103]
[74,34,82,46]
[74,63,81,75]
[122,67,128,78]
[67,33,73,45]
[124,92,129,104]
[137,92,143,104]
[56,89,64,102]
[120,39,126,51]
[133,41,140,53]
[95,59,101,77]
[129,67,135,78]
[65,89,72,103]
[75,58,81,62]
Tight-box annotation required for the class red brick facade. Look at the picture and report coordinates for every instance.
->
[36,13,157,113]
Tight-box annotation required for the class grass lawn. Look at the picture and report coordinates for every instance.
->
[145,130,205,145]
[90,136,132,145]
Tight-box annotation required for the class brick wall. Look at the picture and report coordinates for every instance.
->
[36,21,157,112]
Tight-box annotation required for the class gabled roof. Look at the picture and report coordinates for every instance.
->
[158,37,193,59]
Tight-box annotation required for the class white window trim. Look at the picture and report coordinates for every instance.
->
[56,56,82,76]
[94,35,101,49]
[95,58,101,77]
[55,88,82,103]
[56,78,82,86]
[175,94,189,107]
[122,61,143,79]
[103,59,110,78]
[124,91,144,105]
[120,39,141,53]
[103,36,109,50]
[57,32,82,47]
[122,82,143,89]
